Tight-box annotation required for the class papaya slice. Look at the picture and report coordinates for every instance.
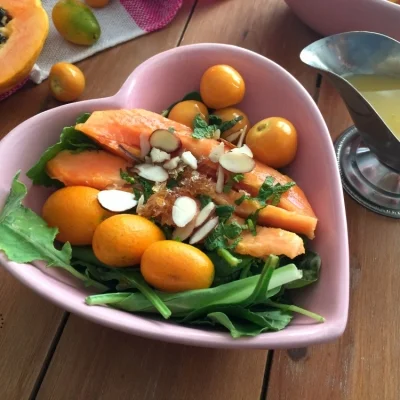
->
[230,215,305,259]
[0,0,49,94]
[212,191,317,239]
[75,109,318,223]
[236,226,305,259]
[46,150,130,190]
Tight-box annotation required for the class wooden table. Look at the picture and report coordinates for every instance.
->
[1,1,400,399]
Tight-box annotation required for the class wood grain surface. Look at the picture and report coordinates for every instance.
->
[266,79,400,400]
[2,0,396,399]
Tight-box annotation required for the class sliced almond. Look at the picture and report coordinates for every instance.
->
[213,129,221,140]
[195,201,216,227]
[98,190,137,212]
[150,147,171,163]
[163,156,180,170]
[135,164,169,182]
[136,194,145,213]
[209,142,225,163]
[230,144,253,158]
[172,218,197,241]
[219,152,255,174]
[216,165,225,193]
[225,130,242,143]
[237,125,248,147]
[189,216,219,245]
[181,151,198,170]
[149,129,181,153]
[172,196,198,227]
[140,133,151,158]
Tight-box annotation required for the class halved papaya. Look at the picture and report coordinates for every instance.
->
[0,0,49,94]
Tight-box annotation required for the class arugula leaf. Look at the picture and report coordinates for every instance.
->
[223,173,244,193]
[161,91,203,117]
[27,113,99,187]
[0,173,104,290]
[197,194,212,208]
[192,114,219,139]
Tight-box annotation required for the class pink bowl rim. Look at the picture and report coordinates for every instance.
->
[0,43,349,349]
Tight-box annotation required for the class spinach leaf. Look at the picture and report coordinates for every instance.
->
[284,251,321,289]
[161,91,203,117]
[85,263,303,317]
[27,113,99,187]
[207,251,254,286]
[0,174,105,290]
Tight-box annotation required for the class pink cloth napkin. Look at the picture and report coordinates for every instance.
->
[1,0,183,101]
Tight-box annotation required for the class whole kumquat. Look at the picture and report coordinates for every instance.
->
[49,62,85,102]
[42,186,112,245]
[246,117,298,168]
[200,64,245,109]
[141,241,215,292]
[92,214,165,267]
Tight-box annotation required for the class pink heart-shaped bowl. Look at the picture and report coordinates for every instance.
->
[0,44,349,349]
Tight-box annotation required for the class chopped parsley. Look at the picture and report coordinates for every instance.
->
[235,177,296,207]
[236,177,296,229]
[168,127,175,133]
[136,176,154,202]
[197,194,212,209]
[120,169,135,185]
[192,114,245,139]
[215,205,235,220]
[223,173,244,193]
[192,114,218,139]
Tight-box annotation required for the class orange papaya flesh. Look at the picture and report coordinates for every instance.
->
[46,149,130,190]
[212,191,317,239]
[75,108,317,223]
[230,216,305,259]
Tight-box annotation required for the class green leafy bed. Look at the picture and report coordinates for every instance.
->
[0,108,324,339]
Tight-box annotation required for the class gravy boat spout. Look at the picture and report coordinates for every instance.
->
[301,31,400,172]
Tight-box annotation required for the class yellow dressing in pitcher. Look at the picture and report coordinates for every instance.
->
[346,74,400,139]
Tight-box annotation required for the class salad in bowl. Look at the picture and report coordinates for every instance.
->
[0,44,349,347]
